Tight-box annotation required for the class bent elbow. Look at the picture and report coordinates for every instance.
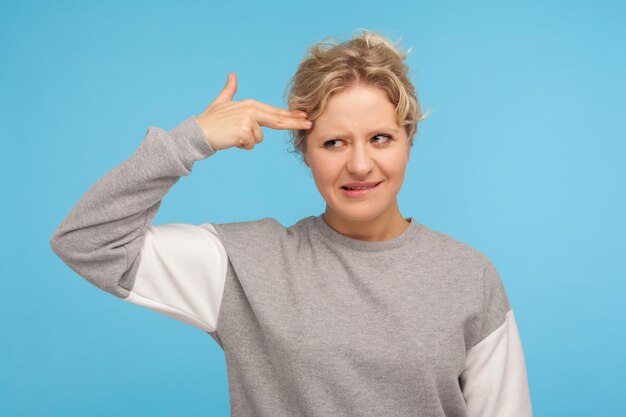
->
[49,230,131,299]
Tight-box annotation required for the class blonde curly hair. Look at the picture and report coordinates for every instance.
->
[284,28,430,165]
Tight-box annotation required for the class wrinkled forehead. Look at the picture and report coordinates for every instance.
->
[311,87,400,137]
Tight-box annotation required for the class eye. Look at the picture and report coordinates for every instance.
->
[323,139,344,149]
[373,133,393,144]
[322,133,393,150]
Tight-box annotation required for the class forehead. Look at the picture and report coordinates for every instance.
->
[314,85,400,134]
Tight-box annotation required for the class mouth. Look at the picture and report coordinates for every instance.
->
[340,181,383,197]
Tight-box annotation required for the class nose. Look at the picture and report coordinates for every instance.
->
[345,141,374,176]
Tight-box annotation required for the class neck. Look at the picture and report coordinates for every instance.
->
[322,205,410,242]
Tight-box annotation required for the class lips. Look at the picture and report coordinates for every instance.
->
[340,181,382,190]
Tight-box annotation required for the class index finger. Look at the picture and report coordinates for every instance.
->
[247,98,308,118]
[255,107,313,131]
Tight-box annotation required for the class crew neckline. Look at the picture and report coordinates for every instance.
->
[313,213,421,252]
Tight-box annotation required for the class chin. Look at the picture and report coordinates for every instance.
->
[328,204,387,223]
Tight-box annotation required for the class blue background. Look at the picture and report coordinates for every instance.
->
[2,0,625,416]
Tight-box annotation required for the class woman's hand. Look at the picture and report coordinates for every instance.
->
[195,72,312,151]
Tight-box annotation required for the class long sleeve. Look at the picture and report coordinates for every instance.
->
[459,261,533,416]
[50,116,228,333]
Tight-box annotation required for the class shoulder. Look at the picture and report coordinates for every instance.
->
[417,223,512,342]
[210,216,285,238]
[416,223,492,270]
[205,216,314,279]
[207,215,313,251]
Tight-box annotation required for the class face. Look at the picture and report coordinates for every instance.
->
[304,84,411,224]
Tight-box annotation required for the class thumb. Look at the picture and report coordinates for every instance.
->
[212,72,237,104]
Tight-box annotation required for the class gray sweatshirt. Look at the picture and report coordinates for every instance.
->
[50,116,533,417]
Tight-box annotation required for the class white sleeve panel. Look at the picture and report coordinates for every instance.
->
[122,223,228,333]
[460,309,533,417]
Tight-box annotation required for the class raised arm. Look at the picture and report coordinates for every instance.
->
[50,72,313,333]
[49,115,216,299]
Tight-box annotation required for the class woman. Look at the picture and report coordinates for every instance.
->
[50,30,532,416]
